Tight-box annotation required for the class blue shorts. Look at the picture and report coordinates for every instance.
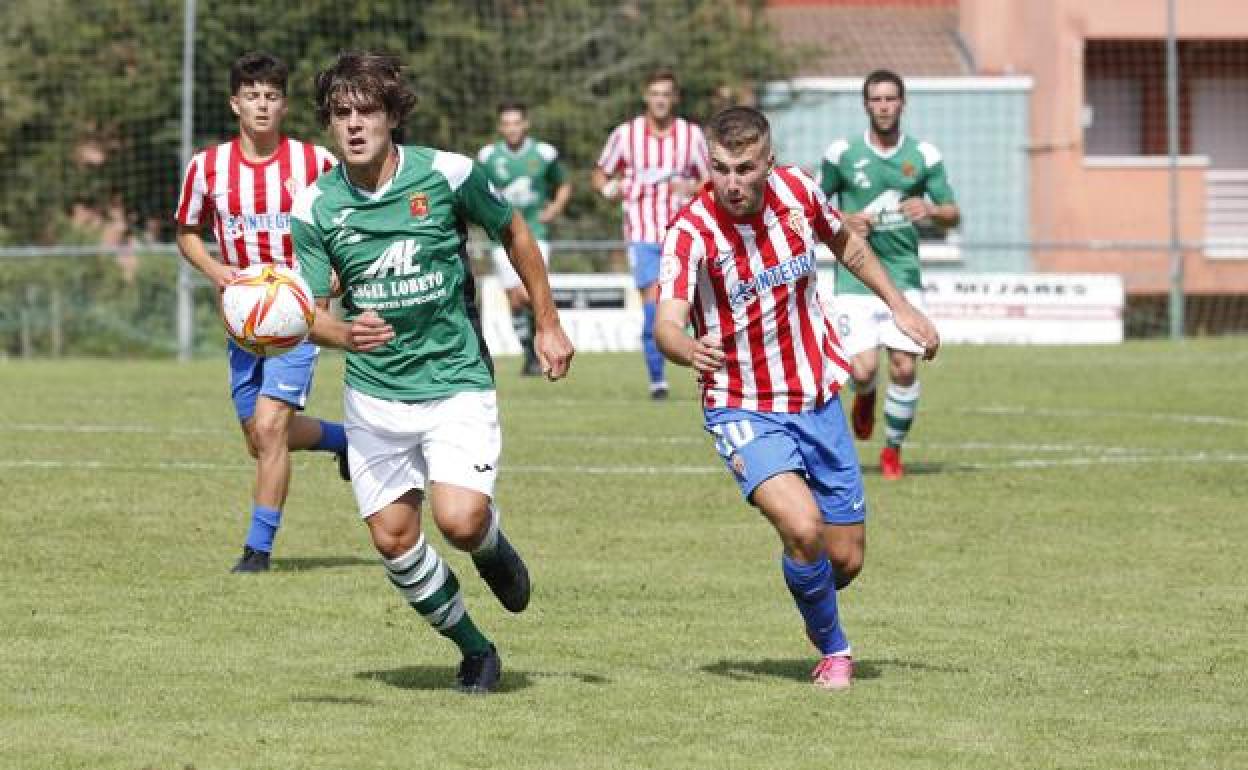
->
[629,241,662,289]
[704,396,867,524]
[228,338,319,422]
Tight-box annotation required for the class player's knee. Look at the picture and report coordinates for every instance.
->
[436,505,490,551]
[250,415,289,453]
[786,522,825,563]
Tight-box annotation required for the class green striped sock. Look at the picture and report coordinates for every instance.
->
[884,381,921,449]
[383,537,491,655]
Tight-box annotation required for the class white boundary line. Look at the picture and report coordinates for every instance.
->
[2,453,1245,475]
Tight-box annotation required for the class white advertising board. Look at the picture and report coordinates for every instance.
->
[480,273,643,355]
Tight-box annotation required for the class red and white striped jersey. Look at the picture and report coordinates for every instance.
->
[175,137,336,268]
[597,116,709,244]
[660,166,851,413]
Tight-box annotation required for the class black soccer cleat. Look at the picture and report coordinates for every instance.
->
[456,644,501,694]
[472,532,531,613]
[649,383,670,401]
[335,451,351,482]
[230,546,271,573]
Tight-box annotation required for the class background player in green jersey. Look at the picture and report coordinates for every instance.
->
[820,69,960,480]
[477,101,572,377]
[292,51,575,694]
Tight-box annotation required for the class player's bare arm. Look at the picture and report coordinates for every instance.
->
[900,197,960,229]
[655,299,725,374]
[540,181,572,224]
[591,167,621,201]
[174,224,237,290]
[827,226,940,360]
[499,212,575,379]
[308,300,393,353]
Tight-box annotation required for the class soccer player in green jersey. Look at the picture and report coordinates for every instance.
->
[292,52,575,694]
[478,101,571,377]
[820,69,960,480]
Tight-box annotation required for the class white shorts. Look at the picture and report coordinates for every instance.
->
[823,289,927,357]
[343,387,501,518]
[491,240,550,292]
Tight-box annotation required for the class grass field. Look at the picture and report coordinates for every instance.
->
[1,341,1245,769]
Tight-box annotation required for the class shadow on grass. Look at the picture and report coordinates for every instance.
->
[701,657,968,683]
[860,461,947,477]
[271,556,376,572]
[357,666,611,693]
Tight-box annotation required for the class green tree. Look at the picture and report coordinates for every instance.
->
[0,0,806,246]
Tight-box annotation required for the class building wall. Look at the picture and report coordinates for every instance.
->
[763,79,1031,273]
[959,0,1248,294]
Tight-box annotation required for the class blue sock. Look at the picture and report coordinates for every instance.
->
[244,504,282,553]
[782,554,849,655]
[642,302,664,384]
[312,420,347,454]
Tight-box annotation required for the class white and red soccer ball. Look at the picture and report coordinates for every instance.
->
[221,265,316,357]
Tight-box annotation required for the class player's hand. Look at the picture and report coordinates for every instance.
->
[348,310,395,353]
[671,176,700,198]
[535,324,575,381]
[690,333,725,374]
[892,302,941,361]
[538,204,558,224]
[901,197,932,222]
[845,212,872,238]
[210,263,240,292]
[600,178,620,201]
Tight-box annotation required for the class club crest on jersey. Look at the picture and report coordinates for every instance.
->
[901,161,916,178]
[787,209,808,238]
[284,177,301,198]
[409,192,429,219]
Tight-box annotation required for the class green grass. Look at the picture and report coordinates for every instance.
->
[1,340,1246,769]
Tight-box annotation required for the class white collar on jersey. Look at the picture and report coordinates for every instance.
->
[344,145,406,201]
[864,130,906,160]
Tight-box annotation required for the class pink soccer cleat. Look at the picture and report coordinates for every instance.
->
[812,654,853,691]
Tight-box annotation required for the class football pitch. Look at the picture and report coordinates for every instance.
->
[1,341,1245,769]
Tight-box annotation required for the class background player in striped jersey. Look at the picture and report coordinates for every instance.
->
[175,52,349,574]
[655,107,938,690]
[592,67,709,400]
[820,69,960,480]
[294,52,574,693]
[477,101,571,377]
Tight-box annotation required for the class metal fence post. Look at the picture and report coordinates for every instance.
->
[176,0,197,361]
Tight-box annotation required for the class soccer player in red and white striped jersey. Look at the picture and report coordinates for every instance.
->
[656,107,939,691]
[593,68,709,400]
[173,52,348,575]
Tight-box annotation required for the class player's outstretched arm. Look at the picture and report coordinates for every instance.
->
[499,213,574,380]
[308,301,393,353]
[175,224,237,290]
[655,299,724,373]
[827,227,940,360]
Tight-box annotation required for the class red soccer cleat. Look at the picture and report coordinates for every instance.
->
[851,390,876,440]
[880,446,904,480]
[812,654,853,691]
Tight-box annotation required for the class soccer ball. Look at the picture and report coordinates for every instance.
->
[221,264,316,357]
